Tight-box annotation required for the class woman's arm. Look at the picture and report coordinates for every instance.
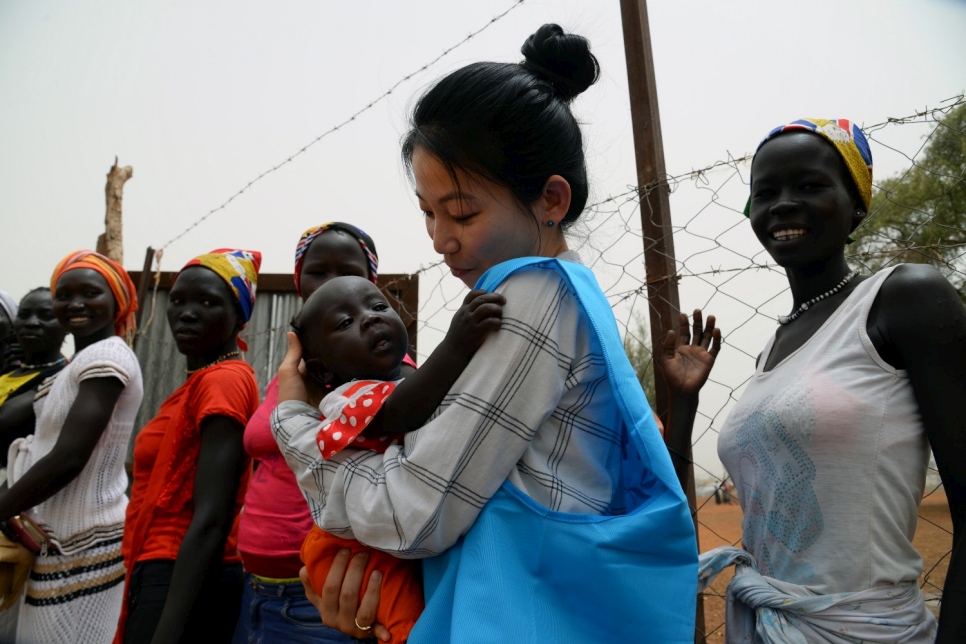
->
[658,310,721,491]
[149,414,247,644]
[0,377,123,519]
[366,289,503,436]
[0,387,39,437]
[872,265,966,643]
[274,269,574,557]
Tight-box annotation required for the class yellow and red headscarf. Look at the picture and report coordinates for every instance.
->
[745,118,874,216]
[180,249,261,350]
[51,250,139,344]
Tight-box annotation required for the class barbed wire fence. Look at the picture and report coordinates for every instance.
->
[131,37,963,634]
[371,96,963,641]
[156,0,528,252]
[133,0,530,382]
[52,0,954,635]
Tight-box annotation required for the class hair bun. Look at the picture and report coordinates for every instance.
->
[521,24,599,102]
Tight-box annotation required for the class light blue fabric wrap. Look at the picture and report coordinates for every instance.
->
[698,547,937,643]
[410,257,698,643]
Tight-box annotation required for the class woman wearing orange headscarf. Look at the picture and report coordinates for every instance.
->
[0,250,143,643]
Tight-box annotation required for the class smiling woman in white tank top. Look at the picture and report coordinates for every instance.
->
[660,118,966,643]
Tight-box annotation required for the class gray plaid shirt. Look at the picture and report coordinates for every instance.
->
[273,255,623,558]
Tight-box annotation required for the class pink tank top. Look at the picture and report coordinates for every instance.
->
[237,377,314,578]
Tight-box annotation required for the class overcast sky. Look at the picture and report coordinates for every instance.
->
[2,0,964,477]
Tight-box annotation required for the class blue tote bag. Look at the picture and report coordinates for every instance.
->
[410,257,698,643]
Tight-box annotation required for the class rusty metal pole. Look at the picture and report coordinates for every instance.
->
[619,0,680,421]
[131,247,155,350]
[619,1,705,640]
[134,248,155,328]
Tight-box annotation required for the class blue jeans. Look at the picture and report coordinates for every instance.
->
[231,574,359,644]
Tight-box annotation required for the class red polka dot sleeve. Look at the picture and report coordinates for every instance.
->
[316,380,399,459]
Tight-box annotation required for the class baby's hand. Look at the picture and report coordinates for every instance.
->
[443,289,505,358]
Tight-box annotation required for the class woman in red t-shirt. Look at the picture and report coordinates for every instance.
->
[116,250,262,644]
[232,223,412,644]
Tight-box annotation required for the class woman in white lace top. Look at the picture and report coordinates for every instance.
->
[0,251,143,644]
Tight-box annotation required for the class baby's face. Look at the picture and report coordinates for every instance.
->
[301,276,409,384]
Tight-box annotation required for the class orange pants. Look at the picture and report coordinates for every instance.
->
[302,525,423,643]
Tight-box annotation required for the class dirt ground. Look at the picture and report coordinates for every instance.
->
[694,492,951,642]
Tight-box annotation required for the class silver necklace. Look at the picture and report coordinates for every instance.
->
[779,271,858,325]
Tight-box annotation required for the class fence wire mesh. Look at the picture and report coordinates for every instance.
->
[390,96,963,640]
[132,95,963,641]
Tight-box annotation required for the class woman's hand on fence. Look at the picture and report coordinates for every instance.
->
[300,552,390,641]
[659,309,721,397]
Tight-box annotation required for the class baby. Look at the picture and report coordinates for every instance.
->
[277,275,503,643]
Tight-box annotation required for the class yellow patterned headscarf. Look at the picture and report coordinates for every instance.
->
[745,118,873,215]
[180,249,261,322]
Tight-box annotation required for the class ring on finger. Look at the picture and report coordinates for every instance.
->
[354,617,373,632]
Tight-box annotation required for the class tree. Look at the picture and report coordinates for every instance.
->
[851,102,966,300]
[623,312,656,406]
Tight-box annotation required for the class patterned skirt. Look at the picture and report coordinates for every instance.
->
[16,534,126,644]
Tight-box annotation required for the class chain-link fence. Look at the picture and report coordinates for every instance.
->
[387,96,963,640]
[652,98,963,640]
[134,93,963,640]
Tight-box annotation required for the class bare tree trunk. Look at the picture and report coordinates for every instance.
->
[102,157,133,263]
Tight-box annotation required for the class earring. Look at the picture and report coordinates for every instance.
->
[546,220,555,228]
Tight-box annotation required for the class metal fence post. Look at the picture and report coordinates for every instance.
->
[619,1,705,640]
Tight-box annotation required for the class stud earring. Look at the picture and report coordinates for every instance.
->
[546,220,555,228]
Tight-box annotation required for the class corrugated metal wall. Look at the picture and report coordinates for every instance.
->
[128,271,418,458]
[131,290,302,434]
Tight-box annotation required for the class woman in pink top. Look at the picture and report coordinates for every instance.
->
[233,223,413,644]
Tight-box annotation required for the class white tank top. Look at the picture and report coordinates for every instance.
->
[718,266,929,594]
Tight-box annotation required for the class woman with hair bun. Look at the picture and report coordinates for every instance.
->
[276,24,697,643]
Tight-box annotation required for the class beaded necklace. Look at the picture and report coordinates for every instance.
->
[18,356,68,370]
[185,350,241,375]
[779,271,858,325]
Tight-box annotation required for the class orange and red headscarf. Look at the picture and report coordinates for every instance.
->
[51,250,138,344]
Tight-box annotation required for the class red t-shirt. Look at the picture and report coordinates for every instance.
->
[124,360,259,565]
